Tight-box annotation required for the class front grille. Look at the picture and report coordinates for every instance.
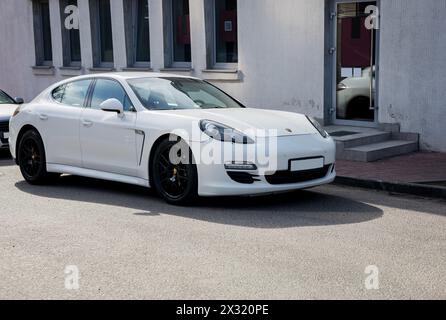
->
[265,165,332,185]
[0,121,8,132]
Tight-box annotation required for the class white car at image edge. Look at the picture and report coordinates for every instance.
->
[9,73,336,205]
[1,89,23,149]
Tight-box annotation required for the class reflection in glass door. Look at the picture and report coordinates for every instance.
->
[335,1,377,123]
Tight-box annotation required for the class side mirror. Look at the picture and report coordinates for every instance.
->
[100,98,124,115]
[14,97,24,104]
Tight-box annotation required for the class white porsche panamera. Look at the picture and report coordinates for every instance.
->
[9,73,336,205]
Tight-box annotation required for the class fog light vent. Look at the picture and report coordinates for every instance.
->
[227,172,260,184]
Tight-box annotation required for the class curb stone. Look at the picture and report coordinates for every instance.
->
[334,176,446,200]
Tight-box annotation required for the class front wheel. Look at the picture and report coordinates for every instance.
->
[18,130,59,185]
[151,139,198,205]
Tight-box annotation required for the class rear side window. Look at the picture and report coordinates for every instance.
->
[52,79,92,107]
[90,79,133,111]
[51,85,65,102]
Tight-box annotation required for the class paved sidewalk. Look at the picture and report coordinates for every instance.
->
[335,152,446,198]
[337,152,446,183]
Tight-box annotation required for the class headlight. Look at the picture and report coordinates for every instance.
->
[199,120,254,144]
[306,116,329,138]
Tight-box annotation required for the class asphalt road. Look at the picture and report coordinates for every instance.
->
[0,150,445,299]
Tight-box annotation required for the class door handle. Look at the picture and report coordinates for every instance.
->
[39,114,48,121]
[82,120,93,128]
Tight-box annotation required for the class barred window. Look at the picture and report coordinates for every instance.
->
[163,0,191,68]
[90,0,114,67]
[124,0,151,68]
[60,0,81,67]
[32,0,53,66]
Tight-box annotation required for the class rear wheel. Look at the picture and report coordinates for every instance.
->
[346,96,374,120]
[151,139,198,205]
[18,130,59,185]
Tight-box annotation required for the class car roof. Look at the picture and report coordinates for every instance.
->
[72,72,199,81]
[32,72,202,103]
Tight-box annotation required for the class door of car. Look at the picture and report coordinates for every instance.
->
[39,79,92,167]
[80,78,138,177]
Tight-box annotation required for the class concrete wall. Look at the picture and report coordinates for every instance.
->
[0,0,326,117]
[208,0,326,117]
[0,0,46,100]
[1,0,445,151]
[378,0,446,151]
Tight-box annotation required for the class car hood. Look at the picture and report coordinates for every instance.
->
[0,104,16,121]
[154,108,318,137]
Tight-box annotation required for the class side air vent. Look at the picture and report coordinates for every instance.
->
[227,172,260,184]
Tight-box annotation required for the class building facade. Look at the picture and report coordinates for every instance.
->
[0,0,445,151]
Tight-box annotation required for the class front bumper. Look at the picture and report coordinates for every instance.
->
[0,119,10,149]
[191,133,336,197]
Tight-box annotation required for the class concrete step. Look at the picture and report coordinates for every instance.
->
[342,140,419,162]
[333,131,392,149]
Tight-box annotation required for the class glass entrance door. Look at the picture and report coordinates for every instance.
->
[333,1,377,125]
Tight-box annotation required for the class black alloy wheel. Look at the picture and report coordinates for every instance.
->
[152,139,198,205]
[18,130,59,184]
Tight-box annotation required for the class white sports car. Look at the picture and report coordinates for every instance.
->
[1,89,23,149]
[9,73,335,204]
[337,66,375,120]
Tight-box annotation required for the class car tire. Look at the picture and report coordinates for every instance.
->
[18,129,59,185]
[151,138,198,205]
[346,96,373,120]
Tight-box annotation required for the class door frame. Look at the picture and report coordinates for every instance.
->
[80,77,139,176]
[324,0,380,127]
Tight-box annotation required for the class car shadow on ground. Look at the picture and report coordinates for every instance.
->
[15,174,384,229]
[0,149,13,166]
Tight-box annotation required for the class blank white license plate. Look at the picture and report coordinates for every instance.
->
[290,158,324,172]
[2,132,9,139]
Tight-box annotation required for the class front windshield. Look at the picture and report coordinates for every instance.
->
[127,77,243,110]
[0,90,14,104]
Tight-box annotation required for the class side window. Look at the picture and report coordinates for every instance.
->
[90,79,134,111]
[52,80,92,107]
[52,85,65,102]
[62,80,92,107]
